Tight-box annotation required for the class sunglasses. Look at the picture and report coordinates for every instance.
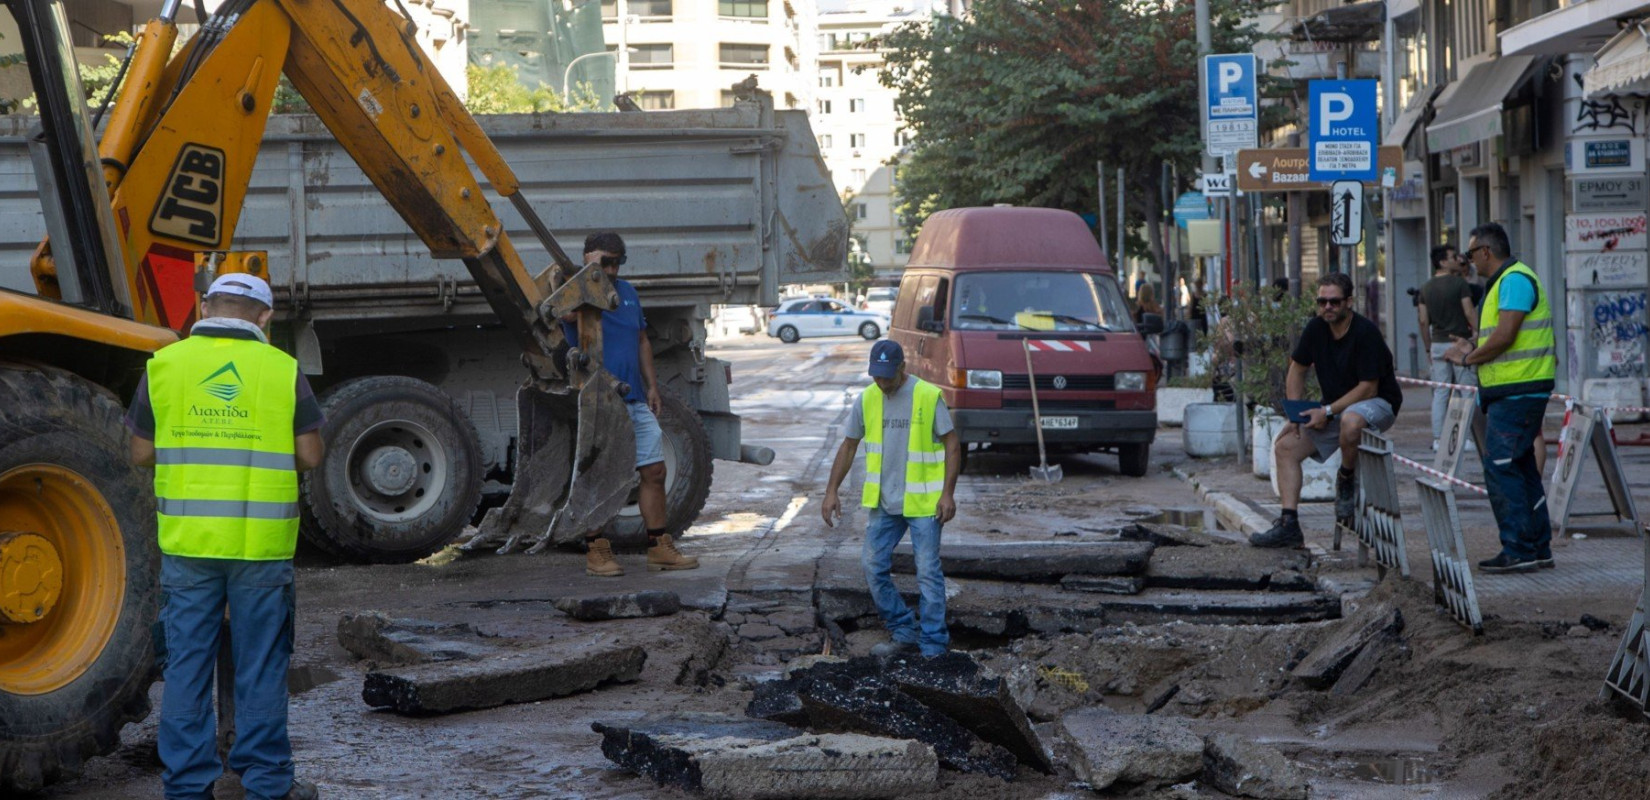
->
[1316,297,1346,307]
[1465,245,1489,258]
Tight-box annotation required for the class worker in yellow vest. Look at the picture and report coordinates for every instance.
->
[127,274,325,800]
[821,340,961,659]
[1443,222,1556,574]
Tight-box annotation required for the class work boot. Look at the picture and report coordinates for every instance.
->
[1334,469,1357,522]
[279,780,321,800]
[870,640,920,659]
[585,537,624,577]
[1477,552,1541,574]
[1250,515,1304,548]
[647,534,700,571]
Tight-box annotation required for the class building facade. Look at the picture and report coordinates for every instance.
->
[598,0,817,112]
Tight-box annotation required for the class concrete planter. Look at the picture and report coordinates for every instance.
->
[1270,440,1342,502]
[1157,387,1213,427]
[1251,411,1287,479]
[1183,402,1241,457]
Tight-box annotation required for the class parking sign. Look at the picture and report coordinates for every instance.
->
[1307,80,1379,182]
[1203,54,1257,157]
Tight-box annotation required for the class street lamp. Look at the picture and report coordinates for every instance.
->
[563,49,637,99]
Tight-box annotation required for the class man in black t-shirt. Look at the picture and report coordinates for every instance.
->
[1252,272,1403,548]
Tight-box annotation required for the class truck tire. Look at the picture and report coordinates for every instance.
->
[301,376,483,563]
[0,363,158,794]
[1119,442,1150,477]
[607,389,713,549]
[777,325,800,343]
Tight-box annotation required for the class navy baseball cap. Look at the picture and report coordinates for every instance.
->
[868,340,903,378]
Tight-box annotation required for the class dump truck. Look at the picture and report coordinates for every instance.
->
[0,0,843,791]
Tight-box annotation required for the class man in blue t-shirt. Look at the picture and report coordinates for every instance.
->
[563,232,699,576]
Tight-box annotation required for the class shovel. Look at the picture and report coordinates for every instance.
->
[1022,338,1064,483]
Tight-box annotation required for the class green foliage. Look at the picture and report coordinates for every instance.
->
[464,63,601,113]
[1203,287,1319,411]
[875,0,1284,248]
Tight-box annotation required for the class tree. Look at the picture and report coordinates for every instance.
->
[876,0,1283,279]
[465,64,601,113]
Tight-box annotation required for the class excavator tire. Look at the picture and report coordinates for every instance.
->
[300,376,483,564]
[607,388,714,550]
[0,362,159,794]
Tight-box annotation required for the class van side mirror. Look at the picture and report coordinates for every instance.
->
[1138,312,1164,335]
[917,306,943,333]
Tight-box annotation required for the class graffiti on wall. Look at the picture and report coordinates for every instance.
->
[1573,74,1642,134]
[1589,290,1649,379]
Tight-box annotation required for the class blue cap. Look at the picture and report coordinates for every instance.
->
[868,340,903,378]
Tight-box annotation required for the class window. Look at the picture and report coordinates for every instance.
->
[604,0,672,17]
[720,0,768,17]
[895,129,914,147]
[849,133,866,148]
[721,90,740,108]
[818,69,837,88]
[854,203,868,220]
[949,272,1134,332]
[636,90,675,110]
[895,238,914,255]
[850,168,867,184]
[720,43,769,69]
[630,43,673,69]
[818,134,833,149]
[849,98,866,113]
[817,99,832,114]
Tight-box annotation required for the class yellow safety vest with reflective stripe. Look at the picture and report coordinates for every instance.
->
[861,378,946,517]
[148,334,300,560]
[1477,260,1556,401]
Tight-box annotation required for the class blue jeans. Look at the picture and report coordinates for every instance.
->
[1480,396,1552,561]
[159,555,297,800]
[861,509,948,656]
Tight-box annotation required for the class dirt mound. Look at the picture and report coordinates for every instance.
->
[1489,703,1650,800]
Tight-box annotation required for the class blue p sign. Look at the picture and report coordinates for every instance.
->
[1203,54,1257,156]
[1307,79,1379,182]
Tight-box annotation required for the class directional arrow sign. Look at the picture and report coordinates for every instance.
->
[1330,180,1364,246]
[1235,147,1404,192]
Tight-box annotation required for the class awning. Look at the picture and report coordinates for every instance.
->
[1291,0,1384,44]
[1384,89,1435,149]
[1585,25,1650,97]
[1425,55,1537,153]
[1501,0,1650,57]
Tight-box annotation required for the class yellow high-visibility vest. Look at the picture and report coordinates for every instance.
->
[1477,260,1555,401]
[148,334,300,560]
[861,378,946,517]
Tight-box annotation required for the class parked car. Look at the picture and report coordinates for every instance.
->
[861,286,898,317]
[887,206,1161,476]
[767,297,889,343]
[711,304,765,336]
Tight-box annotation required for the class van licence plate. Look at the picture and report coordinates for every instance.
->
[1040,416,1078,429]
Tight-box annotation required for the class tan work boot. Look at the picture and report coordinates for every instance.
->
[646,534,700,571]
[585,537,624,577]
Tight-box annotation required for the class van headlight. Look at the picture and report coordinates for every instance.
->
[966,369,1003,389]
[1115,371,1146,391]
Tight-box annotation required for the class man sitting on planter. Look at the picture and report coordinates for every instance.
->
[1252,272,1403,548]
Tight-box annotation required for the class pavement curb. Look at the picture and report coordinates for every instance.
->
[1170,464,1273,537]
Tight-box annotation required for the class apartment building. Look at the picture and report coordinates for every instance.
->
[815,0,925,282]
[597,0,817,111]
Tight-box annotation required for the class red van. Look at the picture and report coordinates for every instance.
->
[888,207,1159,476]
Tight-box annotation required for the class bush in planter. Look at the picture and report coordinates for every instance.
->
[1202,288,1320,414]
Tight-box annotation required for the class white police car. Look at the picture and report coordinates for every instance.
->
[766,297,889,343]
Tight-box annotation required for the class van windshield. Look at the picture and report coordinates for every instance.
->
[950,271,1135,332]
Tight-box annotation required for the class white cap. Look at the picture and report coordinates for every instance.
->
[206,273,273,308]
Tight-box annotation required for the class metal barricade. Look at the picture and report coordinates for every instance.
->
[1354,430,1409,578]
[1602,527,1650,717]
[1415,478,1484,634]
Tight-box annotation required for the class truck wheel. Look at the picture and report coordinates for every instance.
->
[301,376,483,563]
[859,322,881,340]
[778,325,800,343]
[607,389,714,549]
[0,364,158,794]
[1119,443,1150,477]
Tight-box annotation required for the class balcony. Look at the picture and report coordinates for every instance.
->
[1501,0,1650,56]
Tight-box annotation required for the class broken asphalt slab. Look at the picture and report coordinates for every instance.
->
[889,541,1153,582]
[593,713,939,799]
[882,651,1052,772]
[1291,600,1404,689]
[748,657,1019,779]
[363,638,645,714]
[1203,733,1308,800]
[552,589,682,620]
[1118,521,1233,548]
[335,613,501,665]
[1056,708,1203,790]
[1145,546,1314,592]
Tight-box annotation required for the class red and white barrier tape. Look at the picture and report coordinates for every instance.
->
[1396,376,1478,393]
[1391,453,1489,495]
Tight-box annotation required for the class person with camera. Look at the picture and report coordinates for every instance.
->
[1418,244,1478,450]
[564,232,699,576]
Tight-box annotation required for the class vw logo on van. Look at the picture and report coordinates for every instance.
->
[1052,375,1068,390]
